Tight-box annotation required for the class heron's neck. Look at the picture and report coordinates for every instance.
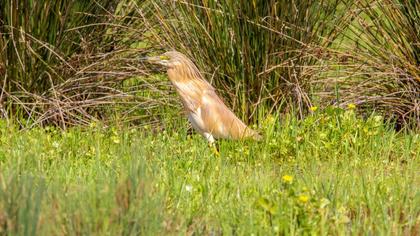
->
[167,66,201,95]
[167,65,201,82]
[166,65,215,112]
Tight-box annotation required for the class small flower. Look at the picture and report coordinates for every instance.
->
[52,141,60,149]
[373,115,383,123]
[363,127,369,133]
[347,103,356,110]
[89,121,97,128]
[111,136,120,144]
[265,115,276,125]
[185,184,193,193]
[282,175,293,184]
[298,194,309,203]
[319,198,330,208]
[310,106,318,112]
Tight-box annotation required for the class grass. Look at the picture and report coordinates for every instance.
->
[0,107,419,235]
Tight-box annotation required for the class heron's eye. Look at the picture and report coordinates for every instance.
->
[160,55,170,60]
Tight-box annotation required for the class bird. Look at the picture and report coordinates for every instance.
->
[144,51,261,144]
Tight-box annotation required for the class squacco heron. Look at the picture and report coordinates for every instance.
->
[145,51,261,144]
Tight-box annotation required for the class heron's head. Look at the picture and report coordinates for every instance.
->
[142,50,205,83]
[143,51,185,68]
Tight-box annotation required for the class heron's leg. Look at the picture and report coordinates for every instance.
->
[203,132,215,144]
[203,132,219,156]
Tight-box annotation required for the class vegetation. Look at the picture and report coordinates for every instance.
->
[0,108,419,234]
[330,0,420,129]
[152,0,355,120]
[0,0,418,128]
[0,0,162,127]
[0,0,419,234]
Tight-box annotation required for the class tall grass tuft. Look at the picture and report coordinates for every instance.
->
[151,0,354,121]
[0,0,118,93]
[328,0,419,128]
[0,0,165,128]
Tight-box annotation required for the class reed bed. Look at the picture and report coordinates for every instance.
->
[0,0,418,128]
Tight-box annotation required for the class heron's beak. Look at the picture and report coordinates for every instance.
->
[140,56,161,64]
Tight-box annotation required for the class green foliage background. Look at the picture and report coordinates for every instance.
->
[0,109,419,234]
[0,1,419,234]
[0,0,418,128]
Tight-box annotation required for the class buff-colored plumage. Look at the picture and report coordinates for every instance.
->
[145,51,261,143]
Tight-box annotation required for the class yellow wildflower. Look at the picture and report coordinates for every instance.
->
[89,122,97,128]
[282,175,293,184]
[310,106,318,112]
[111,135,120,144]
[347,103,356,110]
[373,115,383,123]
[298,194,309,203]
[265,115,276,125]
